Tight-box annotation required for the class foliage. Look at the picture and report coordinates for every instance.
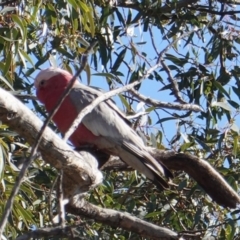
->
[0,0,239,239]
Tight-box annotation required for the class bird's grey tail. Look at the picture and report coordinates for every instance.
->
[152,172,169,190]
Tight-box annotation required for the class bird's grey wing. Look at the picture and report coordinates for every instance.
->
[70,84,171,180]
[75,83,132,126]
[71,83,133,139]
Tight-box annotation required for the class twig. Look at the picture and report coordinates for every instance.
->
[149,27,159,55]
[188,6,240,15]
[130,88,204,112]
[158,30,198,104]
[49,174,58,225]
[58,170,65,228]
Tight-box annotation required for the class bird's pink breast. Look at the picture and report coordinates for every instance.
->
[42,88,97,147]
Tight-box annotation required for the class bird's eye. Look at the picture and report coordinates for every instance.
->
[39,80,46,86]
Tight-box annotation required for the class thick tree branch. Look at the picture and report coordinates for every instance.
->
[102,150,240,208]
[66,198,181,240]
[16,198,181,240]
[0,88,103,197]
[149,148,240,208]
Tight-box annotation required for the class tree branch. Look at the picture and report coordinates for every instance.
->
[149,148,240,208]
[0,88,103,197]
[130,88,204,112]
[101,150,240,209]
[66,198,181,240]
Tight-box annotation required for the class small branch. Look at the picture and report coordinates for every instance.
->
[15,225,82,240]
[188,6,240,15]
[157,30,199,104]
[49,175,58,225]
[130,88,204,112]
[58,170,65,228]
[149,27,159,55]
[66,198,181,240]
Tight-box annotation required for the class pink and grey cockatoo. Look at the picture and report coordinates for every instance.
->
[34,67,171,189]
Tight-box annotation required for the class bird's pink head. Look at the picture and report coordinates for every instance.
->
[34,67,73,103]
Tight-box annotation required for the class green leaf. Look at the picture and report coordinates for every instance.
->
[180,142,194,151]
[79,1,90,12]
[194,137,212,152]
[213,80,230,98]
[57,47,75,59]
[0,146,4,180]
[18,49,35,68]
[211,101,231,111]
[0,75,14,90]
[93,72,122,84]
[145,211,162,218]
[118,94,130,111]
[67,0,78,10]
[155,117,176,124]
[233,135,238,157]
[87,11,95,37]
[165,53,188,67]
[85,63,91,86]
[111,48,127,72]
[3,52,12,76]
[11,15,26,41]
[14,202,35,225]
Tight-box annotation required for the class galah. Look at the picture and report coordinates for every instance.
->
[34,67,171,189]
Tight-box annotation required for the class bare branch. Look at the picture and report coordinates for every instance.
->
[188,6,240,15]
[115,0,240,18]
[157,30,198,104]
[130,88,204,112]
[58,170,65,228]
[66,198,181,240]
[16,197,183,240]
